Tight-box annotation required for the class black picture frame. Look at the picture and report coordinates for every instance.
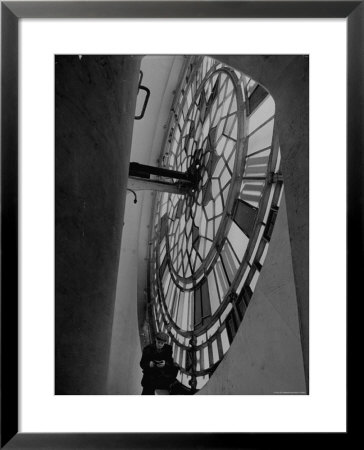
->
[1,1,357,448]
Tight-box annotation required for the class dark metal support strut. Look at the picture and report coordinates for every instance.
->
[128,161,193,195]
[129,162,192,182]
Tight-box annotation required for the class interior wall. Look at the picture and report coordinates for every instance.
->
[215,55,309,391]
[133,56,185,342]
[106,195,144,395]
[55,55,141,394]
[106,56,184,394]
[198,194,306,394]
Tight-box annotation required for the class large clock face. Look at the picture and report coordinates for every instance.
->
[149,56,284,392]
[165,65,245,286]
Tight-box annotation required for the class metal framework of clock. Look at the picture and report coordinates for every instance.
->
[148,56,284,393]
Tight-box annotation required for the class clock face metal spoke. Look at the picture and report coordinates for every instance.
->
[164,66,243,281]
[149,56,283,392]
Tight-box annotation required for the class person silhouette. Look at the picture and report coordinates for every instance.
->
[140,331,178,395]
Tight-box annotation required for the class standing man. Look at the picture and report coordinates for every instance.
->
[140,331,178,395]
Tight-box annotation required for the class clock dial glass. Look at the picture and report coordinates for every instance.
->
[166,65,243,284]
[149,56,284,392]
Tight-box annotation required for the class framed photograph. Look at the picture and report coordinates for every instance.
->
[1,1,357,448]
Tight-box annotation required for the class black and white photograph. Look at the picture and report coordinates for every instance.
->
[55,54,308,396]
[2,0,356,444]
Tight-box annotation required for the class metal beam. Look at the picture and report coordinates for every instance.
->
[129,161,191,181]
[127,176,186,194]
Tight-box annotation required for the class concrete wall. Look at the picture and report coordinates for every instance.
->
[215,56,309,391]
[106,56,184,394]
[135,56,185,344]
[198,193,306,394]
[106,195,143,395]
[55,55,141,394]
